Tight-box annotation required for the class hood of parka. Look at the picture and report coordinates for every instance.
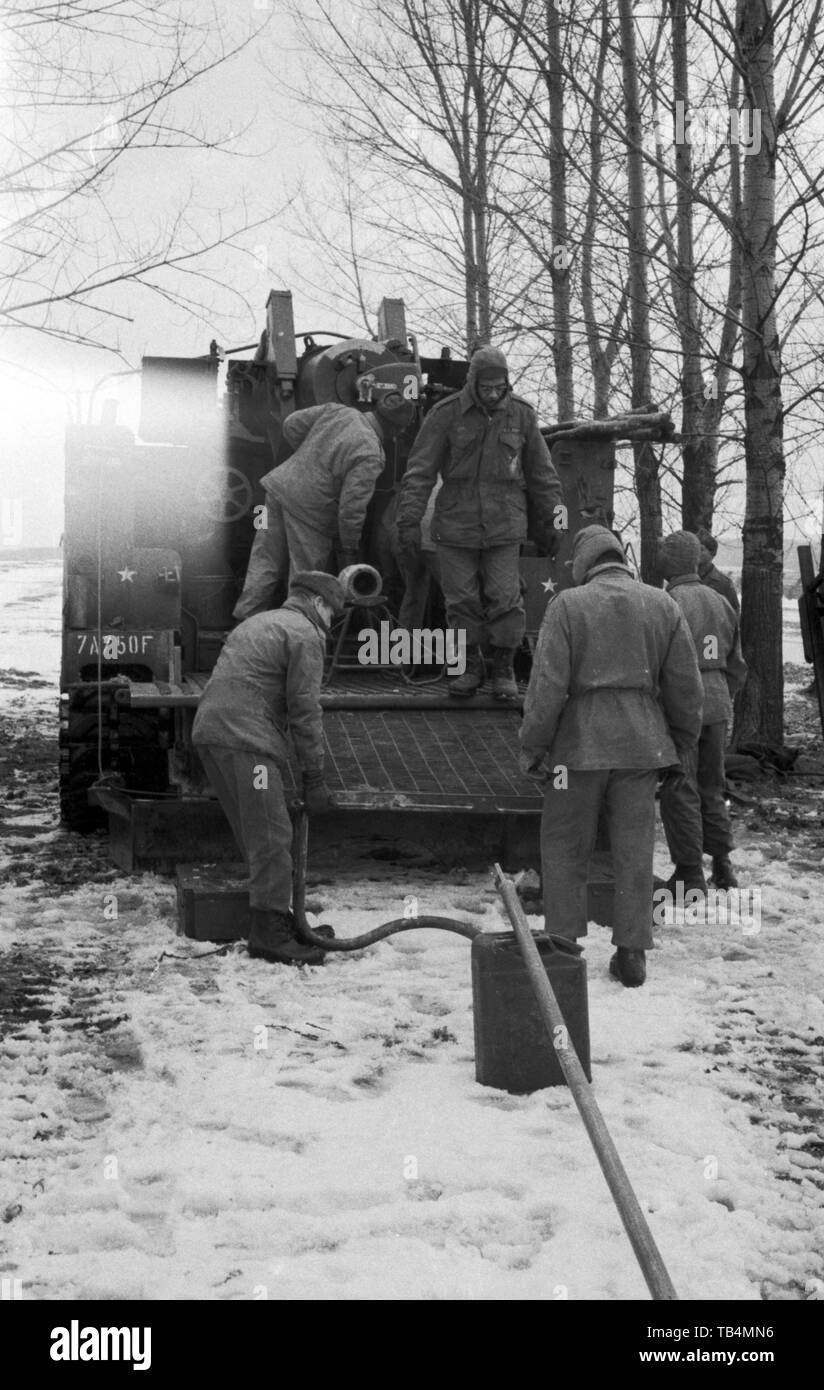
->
[658,530,701,583]
[466,345,510,410]
[570,524,628,586]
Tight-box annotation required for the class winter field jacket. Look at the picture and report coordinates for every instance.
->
[262,404,385,552]
[192,598,325,771]
[666,576,747,724]
[396,373,562,548]
[520,566,703,770]
[700,561,740,614]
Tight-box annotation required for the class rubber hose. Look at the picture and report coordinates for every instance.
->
[294,914,481,952]
[291,804,481,951]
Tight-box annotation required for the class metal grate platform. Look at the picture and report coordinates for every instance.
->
[118,671,539,812]
[311,708,540,811]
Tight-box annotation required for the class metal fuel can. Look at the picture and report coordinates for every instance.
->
[472,930,591,1093]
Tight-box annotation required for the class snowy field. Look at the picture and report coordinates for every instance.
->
[1,558,823,1304]
[783,596,805,665]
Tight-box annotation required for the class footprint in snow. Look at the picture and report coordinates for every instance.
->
[403,993,453,1017]
[405,1180,443,1202]
[472,1092,528,1111]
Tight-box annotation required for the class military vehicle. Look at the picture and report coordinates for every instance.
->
[59,290,668,872]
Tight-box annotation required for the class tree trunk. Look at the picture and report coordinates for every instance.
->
[463,192,480,351]
[698,13,743,524]
[617,0,659,580]
[580,0,616,418]
[463,0,492,344]
[669,0,713,533]
[734,0,785,745]
[545,0,574,417]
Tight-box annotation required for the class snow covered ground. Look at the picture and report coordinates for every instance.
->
[1,559,823,1302]
[783,596,805,665]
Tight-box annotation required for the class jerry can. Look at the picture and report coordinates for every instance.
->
[472,931,591,1093]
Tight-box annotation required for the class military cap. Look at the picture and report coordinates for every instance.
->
[289,571,347,616]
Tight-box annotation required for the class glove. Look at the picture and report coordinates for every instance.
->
[534,524,562,560]
[302,771,331,815]
[339,549,358,570]
[519,749,548,782]
[397,525,422,570]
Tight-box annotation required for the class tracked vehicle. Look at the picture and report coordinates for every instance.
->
[60,291,669,872]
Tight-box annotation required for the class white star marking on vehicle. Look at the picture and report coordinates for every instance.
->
[541,577,557,594]
[117,567,137,583]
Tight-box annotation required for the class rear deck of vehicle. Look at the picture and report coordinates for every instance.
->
[93,666,546,874]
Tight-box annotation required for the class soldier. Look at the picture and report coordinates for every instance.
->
[519,525,703,988]
[395,346,564,699]
[658,531,748,893]
[233,390,415,622]
[193,570,346,965]
[695,527,740,613]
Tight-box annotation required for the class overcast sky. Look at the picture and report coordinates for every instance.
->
[0,2,363,547]
[1,1,821,551]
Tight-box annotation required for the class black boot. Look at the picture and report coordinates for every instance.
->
[447,645,485,698]
[248,909,325,966]
[711,856,738,890]
[490,647,519,700]
[665,862,708,895]
[609,948,646,988]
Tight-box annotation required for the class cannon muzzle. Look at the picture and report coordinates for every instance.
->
[337,563,383,602]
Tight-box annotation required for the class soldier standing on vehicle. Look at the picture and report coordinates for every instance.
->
[233,390,416,622]
[395,346,564,699]
[193,571,346,966]
[519,525,703,988]
[658,531,747,894]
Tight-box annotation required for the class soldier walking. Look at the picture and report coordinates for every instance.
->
[658,531,747,893]
[519,525,703,987]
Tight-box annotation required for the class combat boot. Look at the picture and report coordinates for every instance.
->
[665,862,708,896]
[247,909,325,966]
[447,645,485,698]
[490,647,519,700]
[609,948,646,988]
[711,856,738,890]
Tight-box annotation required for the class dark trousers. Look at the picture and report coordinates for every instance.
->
[197,745,293,911]
[233,499,332,621]
[436,543,525,648]
[659,721,733,861]
[541,768,658,950]
[398,552,440,631]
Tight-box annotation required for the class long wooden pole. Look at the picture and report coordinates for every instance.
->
[492,864,678,1301]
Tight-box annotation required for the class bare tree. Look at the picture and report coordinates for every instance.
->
[579,1,628,419]
[1,0,275,353]
[686,0,824,742]
[638,2,744,532]
[735,0,785,743]
[616,0,661,581]
[279,0,538,354]
[540,0,574,416]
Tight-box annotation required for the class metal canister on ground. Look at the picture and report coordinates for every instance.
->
[472,930,591,1093]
